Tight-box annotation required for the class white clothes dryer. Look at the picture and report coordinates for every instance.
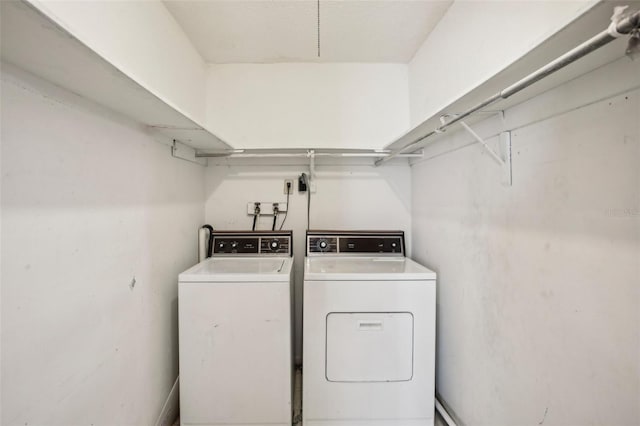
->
[303,230,436,426]
[179,231,294,426]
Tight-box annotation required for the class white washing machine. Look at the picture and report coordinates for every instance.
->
[303,230,436,426]
[179,231,294,426]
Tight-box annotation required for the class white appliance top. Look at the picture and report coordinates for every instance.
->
[180,257,294,282]
[304,256,436,281]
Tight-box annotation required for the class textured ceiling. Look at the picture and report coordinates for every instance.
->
[163,0,452,63]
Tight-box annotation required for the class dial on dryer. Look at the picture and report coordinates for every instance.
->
[309,237,337,253]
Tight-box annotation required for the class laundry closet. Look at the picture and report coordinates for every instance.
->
[1,1,639,425]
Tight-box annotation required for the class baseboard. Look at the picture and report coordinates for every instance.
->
[435,393,463,426]
[155,376,180,426]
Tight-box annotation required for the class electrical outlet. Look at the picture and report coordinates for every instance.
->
[284,179,294,194]
[247,202,287,215]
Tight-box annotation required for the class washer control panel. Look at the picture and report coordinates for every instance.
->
[306,230,404,256]
[212,231,292,256]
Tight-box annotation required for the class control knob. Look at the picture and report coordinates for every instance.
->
[317,239,329,251]
[231,241,238,249]
[270,240,280,251]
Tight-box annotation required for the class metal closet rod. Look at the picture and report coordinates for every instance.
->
[375,7,640,166]
[195,149,424,158]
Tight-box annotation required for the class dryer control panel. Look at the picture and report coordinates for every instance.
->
[212,231,292,256]
[306,230,405,256]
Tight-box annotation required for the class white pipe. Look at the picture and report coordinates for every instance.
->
[435,398,458,426]
[198,228,208,262]
[308,149,316,181]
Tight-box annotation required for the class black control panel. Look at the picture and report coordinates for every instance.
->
[306,230,405,256]
[212,231,292,256]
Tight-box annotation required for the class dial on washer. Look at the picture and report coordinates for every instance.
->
[317,239,329,251]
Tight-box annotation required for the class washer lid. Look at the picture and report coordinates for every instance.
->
[179,257,293,282]
[304,257,436,281]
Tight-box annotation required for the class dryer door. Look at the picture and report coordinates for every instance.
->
[326,312,413,382]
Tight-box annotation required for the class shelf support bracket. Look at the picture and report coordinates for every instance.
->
[499,131,512,187]
[459,121,504,165]
[171,140,206,166]
[457,120,512,187]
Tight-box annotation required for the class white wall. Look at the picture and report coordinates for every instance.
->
[206,63,409,149]
[203,159,412,362]
[411,58,640,424]
[29,0,208,124]
[1,65,205,425]
[408,0,594,126]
